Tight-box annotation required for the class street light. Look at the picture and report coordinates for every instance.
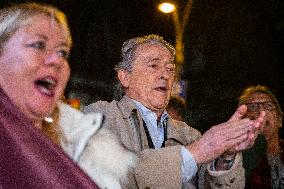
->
[158,3,176,14]
[157,1,193,79]
[158,1,193,98]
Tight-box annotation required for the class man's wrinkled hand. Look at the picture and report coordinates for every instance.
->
[226,105,266,154]
[187,105,258,164]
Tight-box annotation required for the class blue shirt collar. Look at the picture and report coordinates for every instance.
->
[132,99,169,123]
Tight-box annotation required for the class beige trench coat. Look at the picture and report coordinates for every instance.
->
[84,96,245,189]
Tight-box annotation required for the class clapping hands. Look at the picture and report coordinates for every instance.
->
[187,105,265,164]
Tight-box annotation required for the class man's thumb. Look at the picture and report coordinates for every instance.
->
[228,105,247,122]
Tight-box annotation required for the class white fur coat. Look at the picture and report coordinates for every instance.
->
[57,103,137,189]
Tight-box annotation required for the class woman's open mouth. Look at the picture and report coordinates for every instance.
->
[34,76,57,97]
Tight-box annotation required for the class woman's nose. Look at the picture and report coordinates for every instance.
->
[44,51,63,67]
[246,112,260,120]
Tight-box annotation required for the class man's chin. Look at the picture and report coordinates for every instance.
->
[153,102,168,110]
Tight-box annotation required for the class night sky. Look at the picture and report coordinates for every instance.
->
[1,0,283,132]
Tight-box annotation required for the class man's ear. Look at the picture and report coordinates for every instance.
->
[118,70,130,88]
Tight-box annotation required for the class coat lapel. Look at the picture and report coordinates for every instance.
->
[165,119,189,146]
[117,96,149,151]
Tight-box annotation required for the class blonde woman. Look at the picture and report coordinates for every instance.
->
[0,3,135,188]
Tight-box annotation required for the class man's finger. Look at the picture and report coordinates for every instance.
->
[225,134,248,149]
[221,120,252,139]
[228,105,247,122]
[253,111,266,129]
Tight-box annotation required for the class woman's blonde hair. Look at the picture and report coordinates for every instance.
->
[0,2,72,55]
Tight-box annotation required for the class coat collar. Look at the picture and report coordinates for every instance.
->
[117,95,139,118]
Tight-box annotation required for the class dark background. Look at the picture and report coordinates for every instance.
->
[1,0,283,132]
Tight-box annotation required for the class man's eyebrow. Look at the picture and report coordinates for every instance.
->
[144,57,160,62]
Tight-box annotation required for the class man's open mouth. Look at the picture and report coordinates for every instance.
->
[155,86,167,93]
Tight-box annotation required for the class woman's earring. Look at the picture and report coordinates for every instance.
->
[44,116,54,123]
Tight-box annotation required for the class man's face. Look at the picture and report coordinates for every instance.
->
[119,43,175,114]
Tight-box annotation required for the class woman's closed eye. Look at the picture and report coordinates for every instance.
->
[57,49,70,60]
[28,41,46,50]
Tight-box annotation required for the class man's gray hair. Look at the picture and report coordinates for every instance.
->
[114,34,175,72]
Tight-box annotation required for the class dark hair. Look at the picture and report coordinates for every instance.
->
[167,96,187,118]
